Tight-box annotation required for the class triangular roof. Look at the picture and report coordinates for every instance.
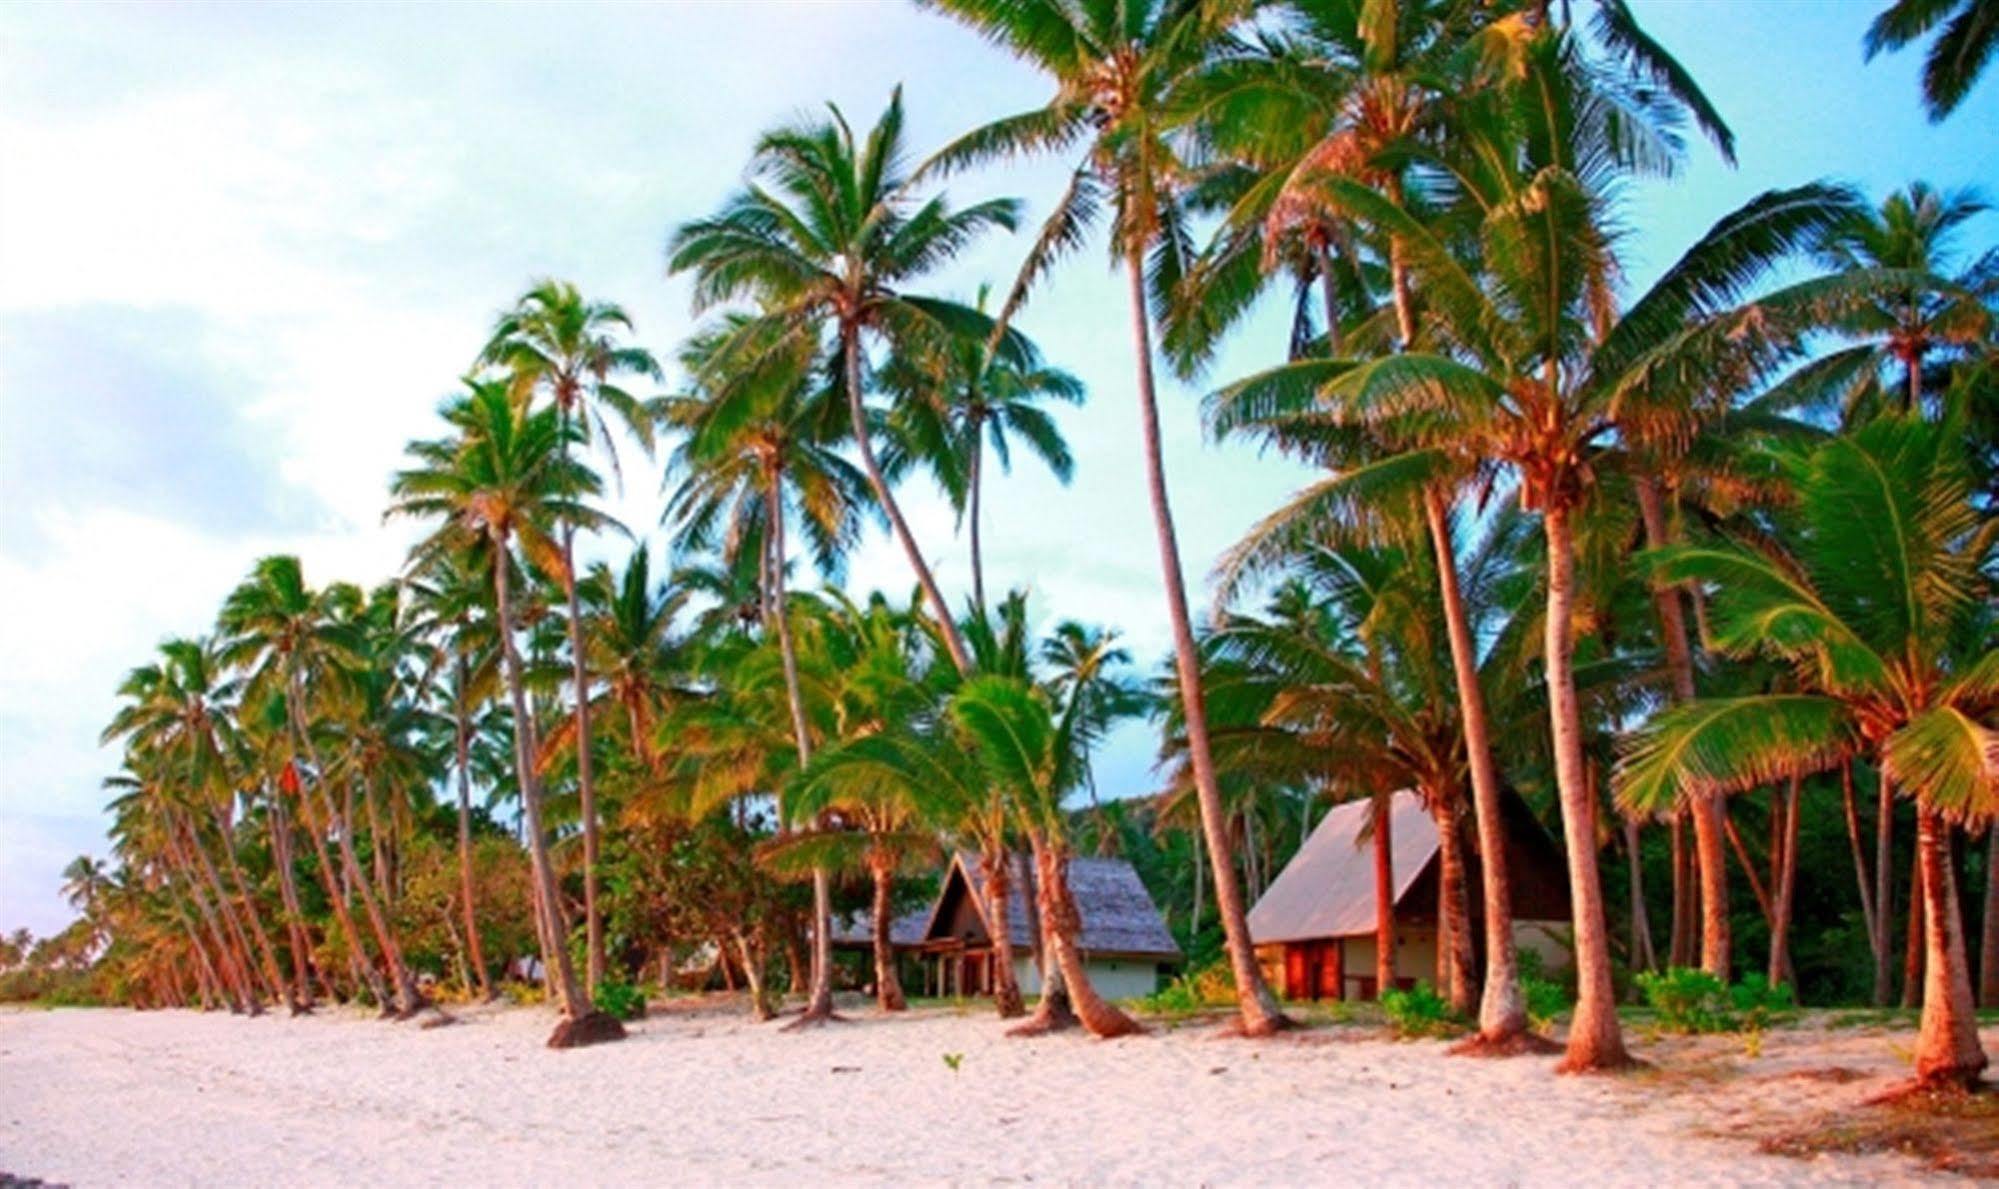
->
[923,851,1181,959]
[1247,789,1438,945]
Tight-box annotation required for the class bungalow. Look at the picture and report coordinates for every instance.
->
[863,852,1181,1001]
[1247,788,1572,1002]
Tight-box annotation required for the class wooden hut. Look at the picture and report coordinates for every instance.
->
[1247,788,1572,1001]
[912,852,1181,1000]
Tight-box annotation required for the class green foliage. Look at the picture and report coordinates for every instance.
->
[1515,949,1571,1033]
[1132,959,1237,1016]
[1636,967,1797,1035]
[941,1052,964,1073]
[1380,981,1463,1039]
[593,979,647,1021]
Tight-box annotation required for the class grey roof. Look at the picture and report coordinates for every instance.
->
[829,907,929,948]
[1247,789,1438,945]
[933,852,1182,960]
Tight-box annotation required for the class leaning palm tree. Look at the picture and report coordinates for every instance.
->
[1864,0,1998,121]
[1617,412,1997,1091]
[951,674,1142,1038]
[668,89,1020,676]
[387,378,624,1048]
[479,279,660,995]
[918,0,1289,1035]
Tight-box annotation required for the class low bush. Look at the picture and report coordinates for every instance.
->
[1132,959,1235,1015]
[1636,967,1795,1035]
[1381,981,1461,1039]
[1516,949,1570,1032]
[593,979,647,1021]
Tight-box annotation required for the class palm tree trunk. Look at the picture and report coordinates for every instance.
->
[289,754,389,1008]
[733,931,776,1020]
[337,773,419,1016]
[171,836,256,1013]
[167,889,233,1013]
[1840,762,1880,978]
[1436,795,1477,1015]
[764,479,836,1025]
[212,807,290,1007]
[1977,822,1998,1009]
[1543,505,1630,1072]
[840,321,974,675]
[454,673,493,1000]
[969,415,986,614]
[177,813,277,1008]
[1624,819,1658,974]
[1122,249,1286,1036]
[1768,776,1801,988]
[980,845,1024,1018]
[1372,792,1396,999]
[1875,768,1898,1005]
[1423,488,1527,1044]
[556,510,605,998]
[1636,477,1730,980]
[1912,808,1988,1088]
[1669,815,1694,968]
[266,792,316,1010]
[492,548,604,1037]
[1029,832,1139,1038]
[868,849,906,1012]
[1903,846,1926,1009]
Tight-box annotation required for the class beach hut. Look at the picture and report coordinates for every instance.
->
[1247,789,1572,1001]
[909,852,1182,1000]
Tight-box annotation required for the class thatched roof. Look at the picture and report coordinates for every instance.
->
[930,852,1181,960]
[829,908,929,949]
[1247,789,1438,945]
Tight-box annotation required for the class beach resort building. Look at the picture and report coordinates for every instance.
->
[839,852,1182,1000]
[1247,789,1572,1002]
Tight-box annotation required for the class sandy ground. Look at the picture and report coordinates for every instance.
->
[0,999,1986,1187]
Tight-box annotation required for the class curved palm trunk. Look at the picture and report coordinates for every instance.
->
[1839,762,1882,987]
[336,774,419,1016]
[1980,823,1999,1008]
[841,322,974,676]
[265,796,315,1010]
[868,849,907,1012]
[211,807,290,1007]
[1875,769,1898,1005]
[1636,477,1730,979]
[1912,808,1988,1088]
[1423,489,1528,1044]
[171,836,257,1013]
[1435,794,1477,1016]
[733,930,777,1020]
[1122,251,1286,1037]
[1029,832,1139,1038]
[293,768,389,1007]
[765,480,837,1025]
[493,547,612,1044]
[980,846,1025,1018]
[1768,776,1801,987]
[177,813,277,1008]
[167,888,234,1013]
[453,676,494,1000]
[968,417,987,614]
[1543,505,1630,1073]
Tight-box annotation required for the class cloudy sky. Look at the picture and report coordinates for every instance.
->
[1,1,1991,936]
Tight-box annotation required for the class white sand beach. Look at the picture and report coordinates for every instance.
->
[0,1000,1981,1187]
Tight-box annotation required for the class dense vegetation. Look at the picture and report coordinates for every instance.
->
[8,0,1994,1090]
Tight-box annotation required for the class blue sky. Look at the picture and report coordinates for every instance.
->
[0,1,1991,936]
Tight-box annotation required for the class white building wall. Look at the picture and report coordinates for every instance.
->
[1013,954,1166,1000]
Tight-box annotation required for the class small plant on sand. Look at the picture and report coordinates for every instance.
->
[1381,982,1462,1039]
[942,1052,963,1073]
[593,979,647,1021]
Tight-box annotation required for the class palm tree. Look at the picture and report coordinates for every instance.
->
[919,0,1289,1035]
[668,88,1020,677]
[661,316,873,1024]
[1617,413,1996,1090]
[479,279,661,996]
[880,291,1084,611]
[951,674,1142,1038]
[580,546,689,774]
[1864,0,1998,120]
[387,378,624,1047]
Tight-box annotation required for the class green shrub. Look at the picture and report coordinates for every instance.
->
[593,979,647,1021]
[1636,967,1794,1035]
[1515,948,1570,1033]
[1380,981,1461,1039]
[1131,959,1235,1015]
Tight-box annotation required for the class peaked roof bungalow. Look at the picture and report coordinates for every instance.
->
[1248,788,1572,1002]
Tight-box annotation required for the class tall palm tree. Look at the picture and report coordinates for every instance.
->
[387,378,624,1047]
[662,316,873,1023]
[1864,0,1998,121]
[668,88,1020,676]
[919,0,1289,1035]
[1618,413,1996,1090]
[479,279,661,996]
